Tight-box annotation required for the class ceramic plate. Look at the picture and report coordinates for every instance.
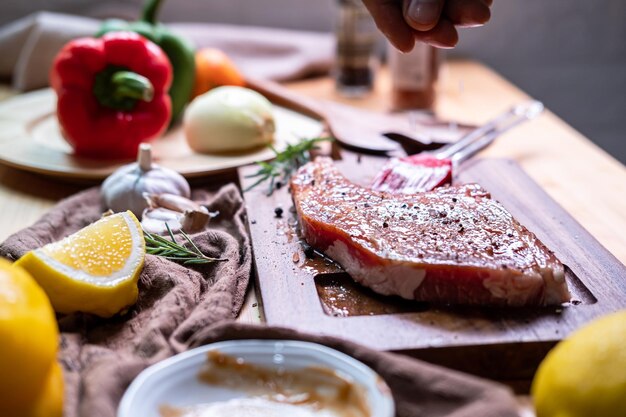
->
[118,339,394,417]
[0,89,323,180]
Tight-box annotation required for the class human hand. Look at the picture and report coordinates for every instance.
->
[361,0,493,51]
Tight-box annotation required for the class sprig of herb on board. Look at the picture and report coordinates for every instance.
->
[144,224,224,265]
[244,136,333,196]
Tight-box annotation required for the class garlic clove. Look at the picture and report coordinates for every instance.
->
[144,193,206,213]
[141,207,183,235]
[141,193,212,235]
[181,209,211,233]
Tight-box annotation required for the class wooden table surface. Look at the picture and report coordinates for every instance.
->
[1,59,624,416]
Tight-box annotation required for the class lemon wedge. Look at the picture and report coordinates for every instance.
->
[16,211,145,318]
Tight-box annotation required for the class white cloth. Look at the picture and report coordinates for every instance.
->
[0,12,334,91]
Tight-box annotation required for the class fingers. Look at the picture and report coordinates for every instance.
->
[444,0,491,27]
[412,17,459,48]
[361,0,416,52]
[408,0,491,48]
[364,0,491,51]
[403,0,445,31]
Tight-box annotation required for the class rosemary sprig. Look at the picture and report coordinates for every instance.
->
[244,136,332,196]
[144,223,224,265]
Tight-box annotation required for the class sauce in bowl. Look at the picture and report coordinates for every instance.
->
[159,351,370,417]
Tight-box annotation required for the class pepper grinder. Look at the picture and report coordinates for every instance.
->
[334,0,378,97]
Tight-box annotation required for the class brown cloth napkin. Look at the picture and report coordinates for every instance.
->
[0,184,252,417]
[0,12,333,91]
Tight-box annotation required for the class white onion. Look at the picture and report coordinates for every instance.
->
[184,86,275,153]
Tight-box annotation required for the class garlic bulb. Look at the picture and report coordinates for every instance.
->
[102,144,190,217]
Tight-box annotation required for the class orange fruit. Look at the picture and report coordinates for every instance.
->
[193,48,245,98]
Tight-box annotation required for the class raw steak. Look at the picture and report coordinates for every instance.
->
[290,158,570,307]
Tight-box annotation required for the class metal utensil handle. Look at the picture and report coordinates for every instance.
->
[451,101,544,164]
[451,130,499,165]
[436,100,544,160]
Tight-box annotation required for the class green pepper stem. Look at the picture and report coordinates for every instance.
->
[141,0,163,24]
[111,71,154,102]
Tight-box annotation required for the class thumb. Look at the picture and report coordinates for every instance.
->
[403,0,445,31]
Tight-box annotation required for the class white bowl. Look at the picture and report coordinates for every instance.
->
[118,339,395,417]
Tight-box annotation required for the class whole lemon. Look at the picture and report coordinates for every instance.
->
[0,258,60,414]
[532,310,626,417]
[27,361,64,417]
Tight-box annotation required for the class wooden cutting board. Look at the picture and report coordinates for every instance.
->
[238,152,626,386]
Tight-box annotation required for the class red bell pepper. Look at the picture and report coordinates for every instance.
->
[50,31,172,159]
